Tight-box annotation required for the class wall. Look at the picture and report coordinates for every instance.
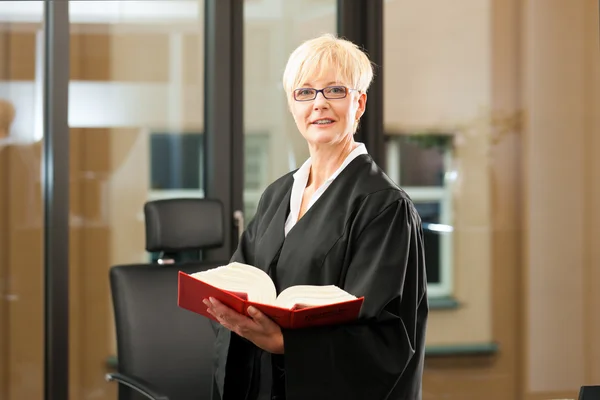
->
[0,29,45,400]
[386,0,599,399]
[381,0,522,399]
[384,0,495,348]
[522,0,600,398]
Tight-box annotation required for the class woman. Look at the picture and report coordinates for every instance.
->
[204,33,428,400]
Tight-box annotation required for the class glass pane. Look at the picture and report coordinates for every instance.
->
[385,132,454,296]
[0,2,45,399]
[67,1,205,398]
[243,0,337,223]
[150,132,203,191]
[388,135,448,187]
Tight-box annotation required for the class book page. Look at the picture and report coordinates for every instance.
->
[191,262,277,305]
[274,285,357,309]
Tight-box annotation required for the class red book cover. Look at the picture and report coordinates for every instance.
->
[177,271,364,329]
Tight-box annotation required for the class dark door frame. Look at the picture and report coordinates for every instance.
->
[44,2,70,400]
[338,0,385,167]
[204,0,245,262]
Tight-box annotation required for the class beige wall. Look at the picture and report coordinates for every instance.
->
[523,0,600,396]
[384,0,494,347]
[589,0,600,386]
[386,0,600,399]
[384,0,492,130]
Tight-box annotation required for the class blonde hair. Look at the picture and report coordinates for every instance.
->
[282,33,374,99]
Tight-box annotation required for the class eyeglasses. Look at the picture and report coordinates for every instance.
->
[293,85,357,102]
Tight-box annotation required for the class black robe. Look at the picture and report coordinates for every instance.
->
[211,154,428,400]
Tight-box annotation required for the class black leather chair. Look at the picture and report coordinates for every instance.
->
[579,385,600,399]
[106,198,229,400]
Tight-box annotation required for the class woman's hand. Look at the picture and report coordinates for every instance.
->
[203,297,284,354]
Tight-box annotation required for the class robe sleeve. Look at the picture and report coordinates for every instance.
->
[282,197,429,400]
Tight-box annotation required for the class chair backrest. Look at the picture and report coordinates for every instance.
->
[579,385,600,400]
[109,198,229,400]
[144,198,225,263]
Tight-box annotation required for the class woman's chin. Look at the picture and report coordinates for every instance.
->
[304,126,347,145]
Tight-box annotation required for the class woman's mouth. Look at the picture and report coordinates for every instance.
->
[312,118,335,125]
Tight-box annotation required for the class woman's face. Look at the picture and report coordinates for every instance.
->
[289,70,366,147]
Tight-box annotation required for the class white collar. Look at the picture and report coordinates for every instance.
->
[293,142,368,184]
[285,142,368,236]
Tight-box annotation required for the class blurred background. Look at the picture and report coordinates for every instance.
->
[0,0,598,399]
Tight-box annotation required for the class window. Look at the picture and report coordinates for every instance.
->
[385,134,454,297]
[243,134,269,222]
[148,131,269,222]
[150,132,204,193]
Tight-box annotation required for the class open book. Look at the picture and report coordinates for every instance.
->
[177,262,364,329]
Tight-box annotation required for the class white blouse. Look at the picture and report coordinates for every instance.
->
[284,143,368,236]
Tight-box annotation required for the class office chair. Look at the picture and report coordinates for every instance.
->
[579,385,600,399]
[106,198,229,400]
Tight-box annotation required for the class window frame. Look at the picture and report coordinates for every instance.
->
[385,134,454,298]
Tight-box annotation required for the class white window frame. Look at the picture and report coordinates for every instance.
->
[386,137,454,298]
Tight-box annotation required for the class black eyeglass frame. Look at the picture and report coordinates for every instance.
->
[292,85,359,102]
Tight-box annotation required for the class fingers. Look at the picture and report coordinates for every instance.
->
[204,298,235,324]
[202,298,274,333]
[203,297,253,334]
[202,298,283,354]
[246,306,271,327]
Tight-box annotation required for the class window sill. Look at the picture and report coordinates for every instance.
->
[425,342,498,357]
[428,296,460,310]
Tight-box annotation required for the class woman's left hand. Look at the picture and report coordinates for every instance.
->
[203,297,284,354]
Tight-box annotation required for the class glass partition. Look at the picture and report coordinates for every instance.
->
[0,2,45,399]
[67,1,205,398]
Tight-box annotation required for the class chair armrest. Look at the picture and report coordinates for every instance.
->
[105,372,169,400]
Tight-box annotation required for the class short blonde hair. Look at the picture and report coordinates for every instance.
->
[282,33,374,99]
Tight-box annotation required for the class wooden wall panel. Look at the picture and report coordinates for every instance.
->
[0,122,9,400]
[70,32,111,81]
[81,128,113,399]
[0,32,36,80]
[69,31,116,400]
[0,27,43,400]
[6,143,44,400]
[587,0,600,385]
[69,128,83,400]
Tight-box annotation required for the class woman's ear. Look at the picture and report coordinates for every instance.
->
[355,92,367,120]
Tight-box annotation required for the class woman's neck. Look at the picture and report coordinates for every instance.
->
[306,137,358,190]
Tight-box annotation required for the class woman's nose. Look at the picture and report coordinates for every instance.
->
[313,92,329,109]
